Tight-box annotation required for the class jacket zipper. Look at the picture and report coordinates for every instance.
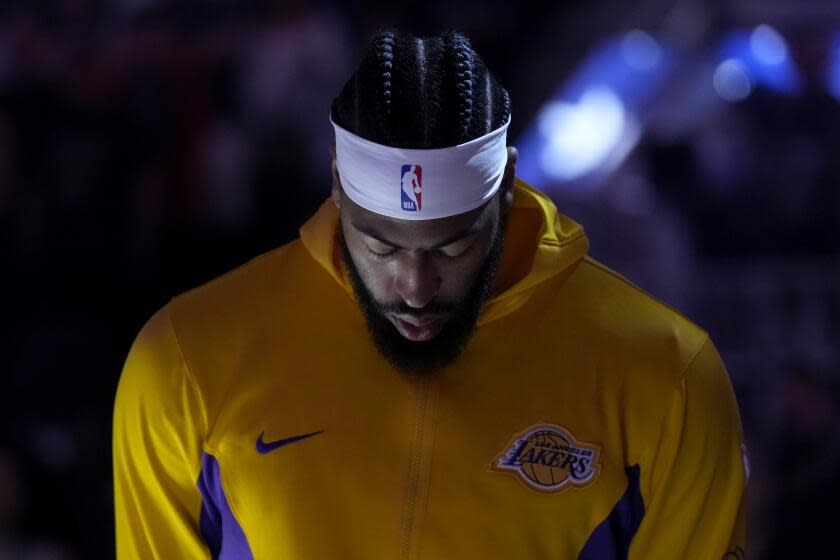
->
[399,377,436,560]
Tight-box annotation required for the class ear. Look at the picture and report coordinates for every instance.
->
[330,140,341,209]
[499,146,518,217]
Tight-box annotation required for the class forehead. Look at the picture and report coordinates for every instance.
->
[341,189,495,247]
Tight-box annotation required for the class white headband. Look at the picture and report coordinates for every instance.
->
[331,116,511,220]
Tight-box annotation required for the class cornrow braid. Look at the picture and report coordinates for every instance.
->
[374,31,396,140]
[447,32,476,142]
[331,29,510,150]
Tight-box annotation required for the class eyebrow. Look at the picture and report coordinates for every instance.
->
[353,223,481,250]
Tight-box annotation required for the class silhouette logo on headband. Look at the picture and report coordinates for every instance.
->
[400,164,422,212]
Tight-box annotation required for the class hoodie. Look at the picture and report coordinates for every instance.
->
[114,178,746,559]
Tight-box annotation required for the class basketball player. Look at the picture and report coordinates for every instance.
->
[400,164,421,211]
[114,30,747,558]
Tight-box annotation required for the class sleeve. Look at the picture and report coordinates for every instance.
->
[113,306,211,559]
[629,336,747,559]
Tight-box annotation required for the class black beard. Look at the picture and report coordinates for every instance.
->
[336,218,506,376]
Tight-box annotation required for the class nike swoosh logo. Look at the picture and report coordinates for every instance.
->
[256,430,324,454]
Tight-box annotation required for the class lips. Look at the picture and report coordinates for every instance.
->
[391,314,446,342]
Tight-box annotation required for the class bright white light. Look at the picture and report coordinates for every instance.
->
[621,30,663,71]
[750,24,788,66]
[713,59,752,102]
[538,87,626,181]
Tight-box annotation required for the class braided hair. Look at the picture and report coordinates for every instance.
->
[331,30,511,149]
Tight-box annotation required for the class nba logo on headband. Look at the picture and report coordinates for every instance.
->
[400,164,422,212]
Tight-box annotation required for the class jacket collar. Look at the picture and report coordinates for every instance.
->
[299,178,589,325]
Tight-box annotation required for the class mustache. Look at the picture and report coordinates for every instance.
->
[373,300,459,316]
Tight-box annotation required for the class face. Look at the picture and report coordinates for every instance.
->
[331,146,518,375]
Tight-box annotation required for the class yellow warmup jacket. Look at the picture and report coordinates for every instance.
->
[114,179,747,559]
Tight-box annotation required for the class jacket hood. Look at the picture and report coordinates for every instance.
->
[299,178,589,326]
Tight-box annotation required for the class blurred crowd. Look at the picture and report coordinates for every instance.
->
[0,3,349,554]
[1,0,839,557]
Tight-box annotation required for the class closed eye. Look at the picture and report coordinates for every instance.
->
[437,234,478,258]
[437,242,475,259]
[364,244,396,260]
[360,230,479,261]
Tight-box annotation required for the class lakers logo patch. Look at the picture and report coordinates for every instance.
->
[491,424,601,493]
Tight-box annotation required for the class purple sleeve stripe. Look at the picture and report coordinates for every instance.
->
[578,464,645,560]
[196,451,255,559]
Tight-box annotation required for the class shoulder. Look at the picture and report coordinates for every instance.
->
[173,240,304,315]
[553,257,741,467]
[114,305,206,462]
[167,238,334,341]
[115,243,302,434]
[116,242,303,422]
[140,238,352,423]
[560,256,711,387]
[117,305,190,400]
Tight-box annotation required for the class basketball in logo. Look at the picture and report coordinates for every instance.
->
[520,430,571,486]
[491,424,600,493]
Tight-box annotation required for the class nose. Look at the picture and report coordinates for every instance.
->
[394,252,441,309]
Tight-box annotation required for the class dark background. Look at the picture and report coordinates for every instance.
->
[1,0,838,557]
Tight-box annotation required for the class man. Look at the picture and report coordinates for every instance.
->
[114,30,747,558]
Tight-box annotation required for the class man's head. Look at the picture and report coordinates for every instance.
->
[329,30,517,375]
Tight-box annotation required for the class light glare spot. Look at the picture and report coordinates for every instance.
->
[713,59,752,102]
[750,24,788,66]
[621,30,663,71]
[538,87,626,181]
